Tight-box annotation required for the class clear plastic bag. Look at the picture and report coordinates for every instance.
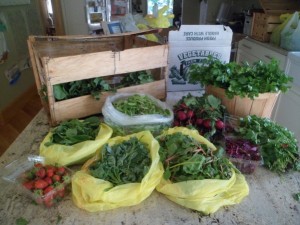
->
[102,93,174,136]
[280,12,300,51]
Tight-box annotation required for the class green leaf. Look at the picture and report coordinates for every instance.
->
[16,217,29,225]
[53,85,68,100]
[207,95,220,108]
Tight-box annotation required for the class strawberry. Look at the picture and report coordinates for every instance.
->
[46,169,54,178]
[22,181,34,190]
[34,163,43,168]
[44,176,53,185]
[36,168,46,178]
[52,175,61,182]
[43,186,54,195]
[56,167,65,175]
[34,179,48,189]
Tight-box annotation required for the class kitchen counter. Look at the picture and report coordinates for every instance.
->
[0,94,300,224]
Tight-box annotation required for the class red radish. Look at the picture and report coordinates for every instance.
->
[173,120,180,126]
[203,119,211,128]
[215,120,224,129]
[176,111,187,121]
[196,118,203,126]
[186,110,194,119]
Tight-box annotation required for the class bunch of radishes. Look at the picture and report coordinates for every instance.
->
[173,94,226,139]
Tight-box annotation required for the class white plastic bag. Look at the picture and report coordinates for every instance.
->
[102,93,173,126]
[102,93,174,136]
[280,12,300,51]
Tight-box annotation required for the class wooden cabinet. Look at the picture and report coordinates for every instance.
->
[236,37,287,70]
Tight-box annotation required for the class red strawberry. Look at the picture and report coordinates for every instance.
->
[43,186,54,195]
[34,163,43,168]
[34,179,48,189]
[44,176,53,185]
[22,181,34,190]
[56,167,65,175]
[36,168,46,178]
[52,175,61,182]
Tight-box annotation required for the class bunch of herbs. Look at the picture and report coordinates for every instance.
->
[188,56,293,99]
[237,115,300,173]
[45,116,100,146]
[113,94,170,116]
[54,77,112,101]
[89,137,151,186]
[157,132,233,182]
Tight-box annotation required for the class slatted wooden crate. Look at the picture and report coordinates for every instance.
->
[251,0,300,42]
[28,30,169,126]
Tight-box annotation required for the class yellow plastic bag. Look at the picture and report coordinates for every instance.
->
[155,127,249,215]
[72,130,164,212]
[39,123,113,166]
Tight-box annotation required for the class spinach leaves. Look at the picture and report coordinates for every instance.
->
[89,137,151,186]
[45,116,100,146]
[54,77,112,101]
[237,115,300,173]
[117,70,154,88]
[157,132,233,182]
[188,56,293,99]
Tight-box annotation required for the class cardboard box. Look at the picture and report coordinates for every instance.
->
[167,25,233,91]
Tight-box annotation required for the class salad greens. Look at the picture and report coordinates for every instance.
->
[45,116,100,146]
[117,70,154,88]
[113,94,170,116]
[89,137,151,186]
[54,77,112,101]
[188,56,293,99]
[157,132,233,182]
[237,115,300,173]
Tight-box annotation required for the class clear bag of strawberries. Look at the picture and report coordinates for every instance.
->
[1,155,72,207]
[172,93,226,140]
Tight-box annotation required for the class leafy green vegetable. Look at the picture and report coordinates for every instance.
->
[45,116,100,146]
[113,94,170,116]
[157,132,233,182]
[293,193,300,201]
[117,70,154,88]
[16,217,29,225]
[237,115,300,173]
[53,77,112,101]
[89,137,151,186]
[188,56,293,99]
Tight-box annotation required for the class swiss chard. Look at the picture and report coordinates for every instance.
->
[157,132,233,182]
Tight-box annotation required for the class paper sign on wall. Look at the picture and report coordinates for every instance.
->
[167,25,233,91]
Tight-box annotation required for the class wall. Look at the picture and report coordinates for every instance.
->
[182,0,261,25]
[0,0,44,111]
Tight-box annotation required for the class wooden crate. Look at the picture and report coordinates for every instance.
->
[28,30,169,126]
[251,0,300,42]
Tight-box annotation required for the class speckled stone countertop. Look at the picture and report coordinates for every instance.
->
[0,94,300,225]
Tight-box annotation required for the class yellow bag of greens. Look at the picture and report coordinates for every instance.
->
[155,127,249,215]
[40,123,113,166]
[72,130,164,212]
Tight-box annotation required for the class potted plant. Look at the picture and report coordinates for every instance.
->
[188,56,293,118]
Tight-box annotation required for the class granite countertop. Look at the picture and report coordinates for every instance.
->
[0,93,300,224]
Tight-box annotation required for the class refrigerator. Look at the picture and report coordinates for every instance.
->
[272,52,300,147]
[61,0,131,35]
